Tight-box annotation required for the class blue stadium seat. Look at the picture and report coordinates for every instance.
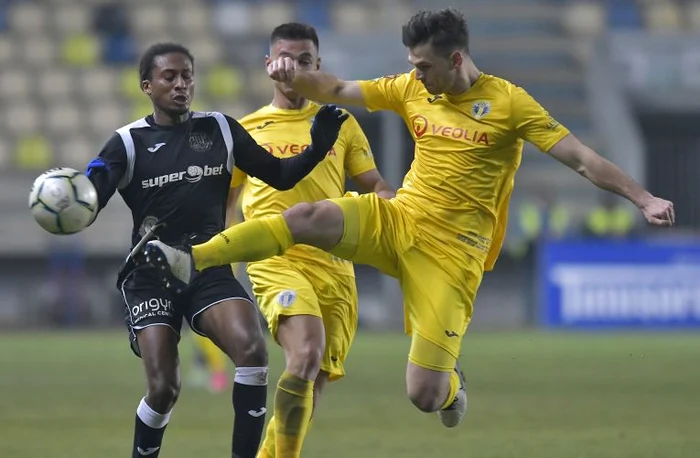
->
[102,34,137,65]
[296,0,331,30]
[606,0,643,29]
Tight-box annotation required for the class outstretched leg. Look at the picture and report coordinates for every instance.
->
[143,200,346,288]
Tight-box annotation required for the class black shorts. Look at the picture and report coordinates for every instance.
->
[119,265,253,357]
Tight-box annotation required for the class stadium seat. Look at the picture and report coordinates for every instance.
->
[80,67,119,102]
[0,69,31,101]
[256,3,295,31]
[45,102,82,136]
[187,37,223,68]
[562,2,605,37]
[86,103,127,136]
[120,68,145,101]
[130,100,154,121]
[5,102,40,136]
[130,4,168,38]
[332,2,373,34]
[102,34,138,64]
[92,3,131,37]
[23,36,55,67]
[14,135,53,170]
[0,138,9,169]
[644,1,683,32]
[57,135,94,170]
[54,4,91,35]
[606,0,643,29]
[62,34,100,67]
[204,65,243,100]
[213,1,255,36]
[247,68,274,102]
[173,4,211,37]
[296,0,331,30]
[37,70,75,101]
[687,2,700,30]
[8,2,46,35]
[0,36,15,65]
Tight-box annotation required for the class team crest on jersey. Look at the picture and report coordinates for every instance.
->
[189,132,212,153]
[138,215,159,237]
[277,289,297,308]
[471,101,491,119]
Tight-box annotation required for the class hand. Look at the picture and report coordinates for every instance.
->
[310,104,349,153]
[640,196,675,227]
[267,56,297,83]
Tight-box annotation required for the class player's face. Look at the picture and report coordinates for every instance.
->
[142,52,194,116]
[266,39,319,98]
[408,43,460,95]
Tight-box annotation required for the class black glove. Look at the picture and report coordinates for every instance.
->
[309,104,349,155]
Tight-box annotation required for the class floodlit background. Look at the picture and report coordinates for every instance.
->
[0,1,699,457]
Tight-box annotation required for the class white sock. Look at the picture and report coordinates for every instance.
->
[137,397,172,429]
[234,366,269,386]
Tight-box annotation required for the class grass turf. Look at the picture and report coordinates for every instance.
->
[0,331,697,457]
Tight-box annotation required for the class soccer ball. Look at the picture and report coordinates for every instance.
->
[29,167,99,235]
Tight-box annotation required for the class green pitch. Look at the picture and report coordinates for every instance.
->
[0,331,698,457]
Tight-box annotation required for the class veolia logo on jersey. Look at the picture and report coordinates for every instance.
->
[141,164,225,189]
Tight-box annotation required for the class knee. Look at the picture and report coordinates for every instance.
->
[231,334,268,367]
[286,342,324,380]
[407,380,444,413]
[284,202,343,246]
[147,373,181,412]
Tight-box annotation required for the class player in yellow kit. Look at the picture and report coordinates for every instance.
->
[230,23,393,457]
[145,9,675,431]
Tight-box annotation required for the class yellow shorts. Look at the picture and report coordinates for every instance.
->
[246,256,358,381]
[328,193,484,372]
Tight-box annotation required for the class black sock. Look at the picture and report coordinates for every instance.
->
[132,398,171,458]
[231,366,268,458]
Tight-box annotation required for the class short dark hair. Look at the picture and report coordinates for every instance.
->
[402,9,469,56]
[139,42,194,81]
[270,22,319,50]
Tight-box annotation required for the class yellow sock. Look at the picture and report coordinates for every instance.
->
[192,215,293,271]
[193,334,226,373]
[257,416,276,458]
[274,371,314,457]
[440,371,460,410]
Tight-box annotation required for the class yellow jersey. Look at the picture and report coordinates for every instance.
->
[234,102,377,274]
[358,71,569,270]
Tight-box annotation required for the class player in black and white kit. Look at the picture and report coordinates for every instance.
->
[83,43,348,458]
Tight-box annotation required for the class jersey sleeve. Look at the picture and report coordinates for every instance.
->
[357,73,412,114]
[343,115,377,178]
[225,115,326,190]
[86,133,127,210]
[511,85,570,153]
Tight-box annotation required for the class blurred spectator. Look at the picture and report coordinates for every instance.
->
[583,192,637,239]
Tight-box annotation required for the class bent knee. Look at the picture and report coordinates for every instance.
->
[232,335,268,367]
[286,343,324,380]
[284,201,343,249]
[407,382,444,413]
[147,375,181,412]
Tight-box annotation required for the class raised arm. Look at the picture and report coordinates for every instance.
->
[511,85,675,227]
[85,133,127,215]
[267,57,364,106]
[226,106,348,191]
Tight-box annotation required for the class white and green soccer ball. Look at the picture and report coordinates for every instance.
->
[29,167,98,235]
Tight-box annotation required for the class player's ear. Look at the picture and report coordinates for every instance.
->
[450,51,463,69]
[265,55,271,68]
[141,80,152,96]
[315,56,321,71]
